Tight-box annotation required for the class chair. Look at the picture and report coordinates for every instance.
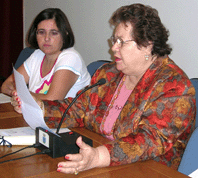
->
[0,47,35,84]
[14,47,35,69]
[178,127,198,176]
[177,78,198,176]
[87,60,110,76]
[190,78,198,128]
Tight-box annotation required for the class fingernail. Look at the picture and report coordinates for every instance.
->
[13,92,17,96]
[57,168,61,172]
[58,164,63,167]
[77,137,82,145]
[77,142,81,146]
[65,156,69,159]
[18,101,22,105]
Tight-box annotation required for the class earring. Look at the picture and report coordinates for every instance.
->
[145,55,149,61]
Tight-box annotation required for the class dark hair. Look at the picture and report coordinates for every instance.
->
[110,3,172,56]
[26,8,75,50]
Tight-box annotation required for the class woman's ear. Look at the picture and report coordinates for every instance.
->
[145,42,153,53]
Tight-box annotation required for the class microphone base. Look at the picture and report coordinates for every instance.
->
[35,127,93,158]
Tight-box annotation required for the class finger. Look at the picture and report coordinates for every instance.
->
[11,96,21,106]
[76,136,90,151]
[12,90,18,96]
[57,160,79,170]
[57,167,77,174]
[14,105,22,114]
[65,153,83,162]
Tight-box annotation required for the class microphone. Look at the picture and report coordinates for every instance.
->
[35,78,106,158]
[56,78,106,134]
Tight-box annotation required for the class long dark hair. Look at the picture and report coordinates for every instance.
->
[27,8,75,50]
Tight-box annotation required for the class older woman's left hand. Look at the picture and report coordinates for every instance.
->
[57,136,110,174]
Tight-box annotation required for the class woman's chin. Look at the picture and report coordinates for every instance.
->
[116,63,123,71]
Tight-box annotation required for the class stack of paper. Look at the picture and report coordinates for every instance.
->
[0,93,11,104]
[0,127,71,145]
[189,169,198,178]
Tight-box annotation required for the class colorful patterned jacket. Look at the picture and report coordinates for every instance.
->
[43,57,196,170]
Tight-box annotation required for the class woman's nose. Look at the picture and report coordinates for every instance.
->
[111,43,119,53]
[44,32,51,41]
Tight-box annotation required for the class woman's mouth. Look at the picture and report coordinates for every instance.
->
[44,44,51,47]
[115,58,121,62]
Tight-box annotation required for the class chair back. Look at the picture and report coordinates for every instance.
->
[0,47,35,85]
[14,47,35,69]
[177,78,198,176]
[178,127,198,175]
[190,78,198,128]
[87,60,110,76]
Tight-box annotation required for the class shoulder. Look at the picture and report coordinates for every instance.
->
[57,47,84,65]
[59,47,82,60]
[28,49,45,60]
[95,62,119,77]
[54,48,87,74]
[91,61,122,84]
[24,49,44,65]
[150,57,195,96]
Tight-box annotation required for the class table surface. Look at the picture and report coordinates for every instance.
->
[0,103,189,178]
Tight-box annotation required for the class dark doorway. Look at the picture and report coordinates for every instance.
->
[0,0,23,86]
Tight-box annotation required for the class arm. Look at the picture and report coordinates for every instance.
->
[30,69,79,100]
[1,64,29,96]
[104,81,196,167]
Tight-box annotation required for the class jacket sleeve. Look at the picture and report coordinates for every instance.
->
[104,79,196,167]
[42,68,103,129]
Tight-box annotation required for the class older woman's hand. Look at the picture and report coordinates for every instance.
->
[57,136,110,174]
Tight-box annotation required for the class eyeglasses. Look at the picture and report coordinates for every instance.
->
[36,29,60,37]
[110,36,134,47]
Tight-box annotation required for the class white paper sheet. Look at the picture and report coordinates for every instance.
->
[189,169,198,178]
[0,127,71,145]
[13,68,50,131]
[0,127,71,137]
[0,93,11,104]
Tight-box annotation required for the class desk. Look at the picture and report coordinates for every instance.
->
[0,103,189,178]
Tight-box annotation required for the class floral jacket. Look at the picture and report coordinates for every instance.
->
[43,57,196,170]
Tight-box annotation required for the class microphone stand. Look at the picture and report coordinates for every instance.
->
[35,78,106,158]
[56,78,106,134]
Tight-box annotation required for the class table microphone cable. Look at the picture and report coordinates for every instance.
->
[0,143,51,164]
[0,148,51,164]
[0,143,41,159]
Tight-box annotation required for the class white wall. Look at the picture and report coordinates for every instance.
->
[24,0,198,78]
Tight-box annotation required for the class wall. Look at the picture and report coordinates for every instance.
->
[24,0,198,78]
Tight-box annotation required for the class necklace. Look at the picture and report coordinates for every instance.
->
[101,75,126,136]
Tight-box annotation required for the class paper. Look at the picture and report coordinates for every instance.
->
[0,127,35,137]
[0,127,35,145]
[189,169,198,178]
[0,127,71,145]
[0,135,35,145]
[0,127,71,137]
[13,68,51,131]
[0,93,11,104]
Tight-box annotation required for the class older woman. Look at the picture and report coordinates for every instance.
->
[12,3,195,175]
